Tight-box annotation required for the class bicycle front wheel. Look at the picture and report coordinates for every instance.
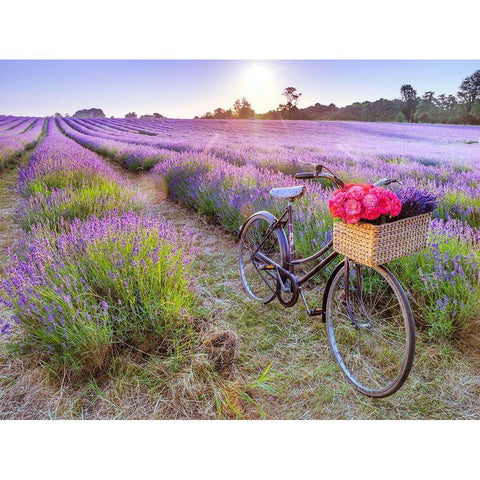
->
[325,261,415,398]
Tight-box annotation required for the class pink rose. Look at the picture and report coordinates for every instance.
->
[371,186,388,197]
[362,193,378,209]
[363,206,382,220]
[390,196,402,217]
[346,185,365,201]
[344,199,362,216]
[377,196,391,215]
[344,214,361,224]
[331,191,347,207]
[329,199,345,218]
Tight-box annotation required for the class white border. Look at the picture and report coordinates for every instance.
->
[0,421,476,479]
[1,0,480,59]
[0,1,478,477]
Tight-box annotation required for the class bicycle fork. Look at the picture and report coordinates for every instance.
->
[344,259,373,329]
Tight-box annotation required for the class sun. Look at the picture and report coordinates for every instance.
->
[244,64,272,89]
[239,63,278,112]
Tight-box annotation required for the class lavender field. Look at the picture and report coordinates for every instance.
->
[0,114,479,419]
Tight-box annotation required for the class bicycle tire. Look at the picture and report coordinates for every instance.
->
[239,212,288,302]
[324,261,416,398]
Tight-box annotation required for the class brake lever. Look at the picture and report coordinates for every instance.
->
[374,178,402,187]
[298,160,322,169]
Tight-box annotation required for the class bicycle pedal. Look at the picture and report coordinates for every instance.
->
[308,307,323,317]
[261,265,276,270]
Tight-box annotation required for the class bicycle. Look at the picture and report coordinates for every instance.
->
[238,163,416,398]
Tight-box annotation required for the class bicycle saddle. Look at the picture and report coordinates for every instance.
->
[269,186,305,201]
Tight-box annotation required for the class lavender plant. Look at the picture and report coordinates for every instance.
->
[0,118,44,169]
[391,224,480,339]
[395,187,438,220]
[0,211,198,373]
[15,119,140,231]
[58,118,174,171]
[17,183,140,232]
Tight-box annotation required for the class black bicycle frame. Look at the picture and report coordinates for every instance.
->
[253,202,339,284]
[250,201,342,317]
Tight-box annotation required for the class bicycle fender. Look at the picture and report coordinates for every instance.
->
[237,210,279,239]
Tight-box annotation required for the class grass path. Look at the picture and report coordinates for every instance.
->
[0,168,22,265]
[118,168,480,419]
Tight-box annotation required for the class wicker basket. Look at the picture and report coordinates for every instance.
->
[333,213,431,267]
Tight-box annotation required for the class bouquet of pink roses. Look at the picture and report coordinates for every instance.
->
[328,183,402,224]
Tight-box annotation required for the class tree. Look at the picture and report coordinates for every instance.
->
[470,101,480,125]
[140,112,165,119]
[233,98,255,119]
[125,112,138,119]
[435,94,448,109]
[214,108,226,118]
[213,108,233,119]
[54,112,62,117]
[201,107,235,119]
[279,86,302,111]
[422,91,435,103]
[458,70,480,112]
[73,108,106,118]
[400,84,418,122]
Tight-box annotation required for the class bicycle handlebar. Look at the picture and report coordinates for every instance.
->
[294,171,344,189]
[373,178,401,187]
[294,172,316,179]
[295,172,400,189]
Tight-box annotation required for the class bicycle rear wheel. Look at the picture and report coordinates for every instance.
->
[324,261,415,398]
[239,212,287,302]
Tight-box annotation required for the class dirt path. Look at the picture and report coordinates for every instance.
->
[113,166,239,254]
[0,167,22,333]
[0,168,22,265]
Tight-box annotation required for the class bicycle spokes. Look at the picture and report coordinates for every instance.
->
[326,263,415,397]
[239,215,286,302]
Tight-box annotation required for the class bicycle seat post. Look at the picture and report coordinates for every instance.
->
[287,200,294,273]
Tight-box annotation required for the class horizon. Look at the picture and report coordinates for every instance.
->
[0,60,479,118]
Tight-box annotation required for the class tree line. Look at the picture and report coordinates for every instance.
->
[52,109,165,119]
[199,69,480,125]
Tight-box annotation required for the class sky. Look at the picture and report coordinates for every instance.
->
[0,60,478,118]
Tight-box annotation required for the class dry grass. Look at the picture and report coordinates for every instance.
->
[1,166,479,419]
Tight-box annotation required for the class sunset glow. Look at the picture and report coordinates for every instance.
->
[244,64,272,88]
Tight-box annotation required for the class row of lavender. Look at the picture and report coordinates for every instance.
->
[59,117,480,230]
[0,117,45,169]
[0,119,198,374]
